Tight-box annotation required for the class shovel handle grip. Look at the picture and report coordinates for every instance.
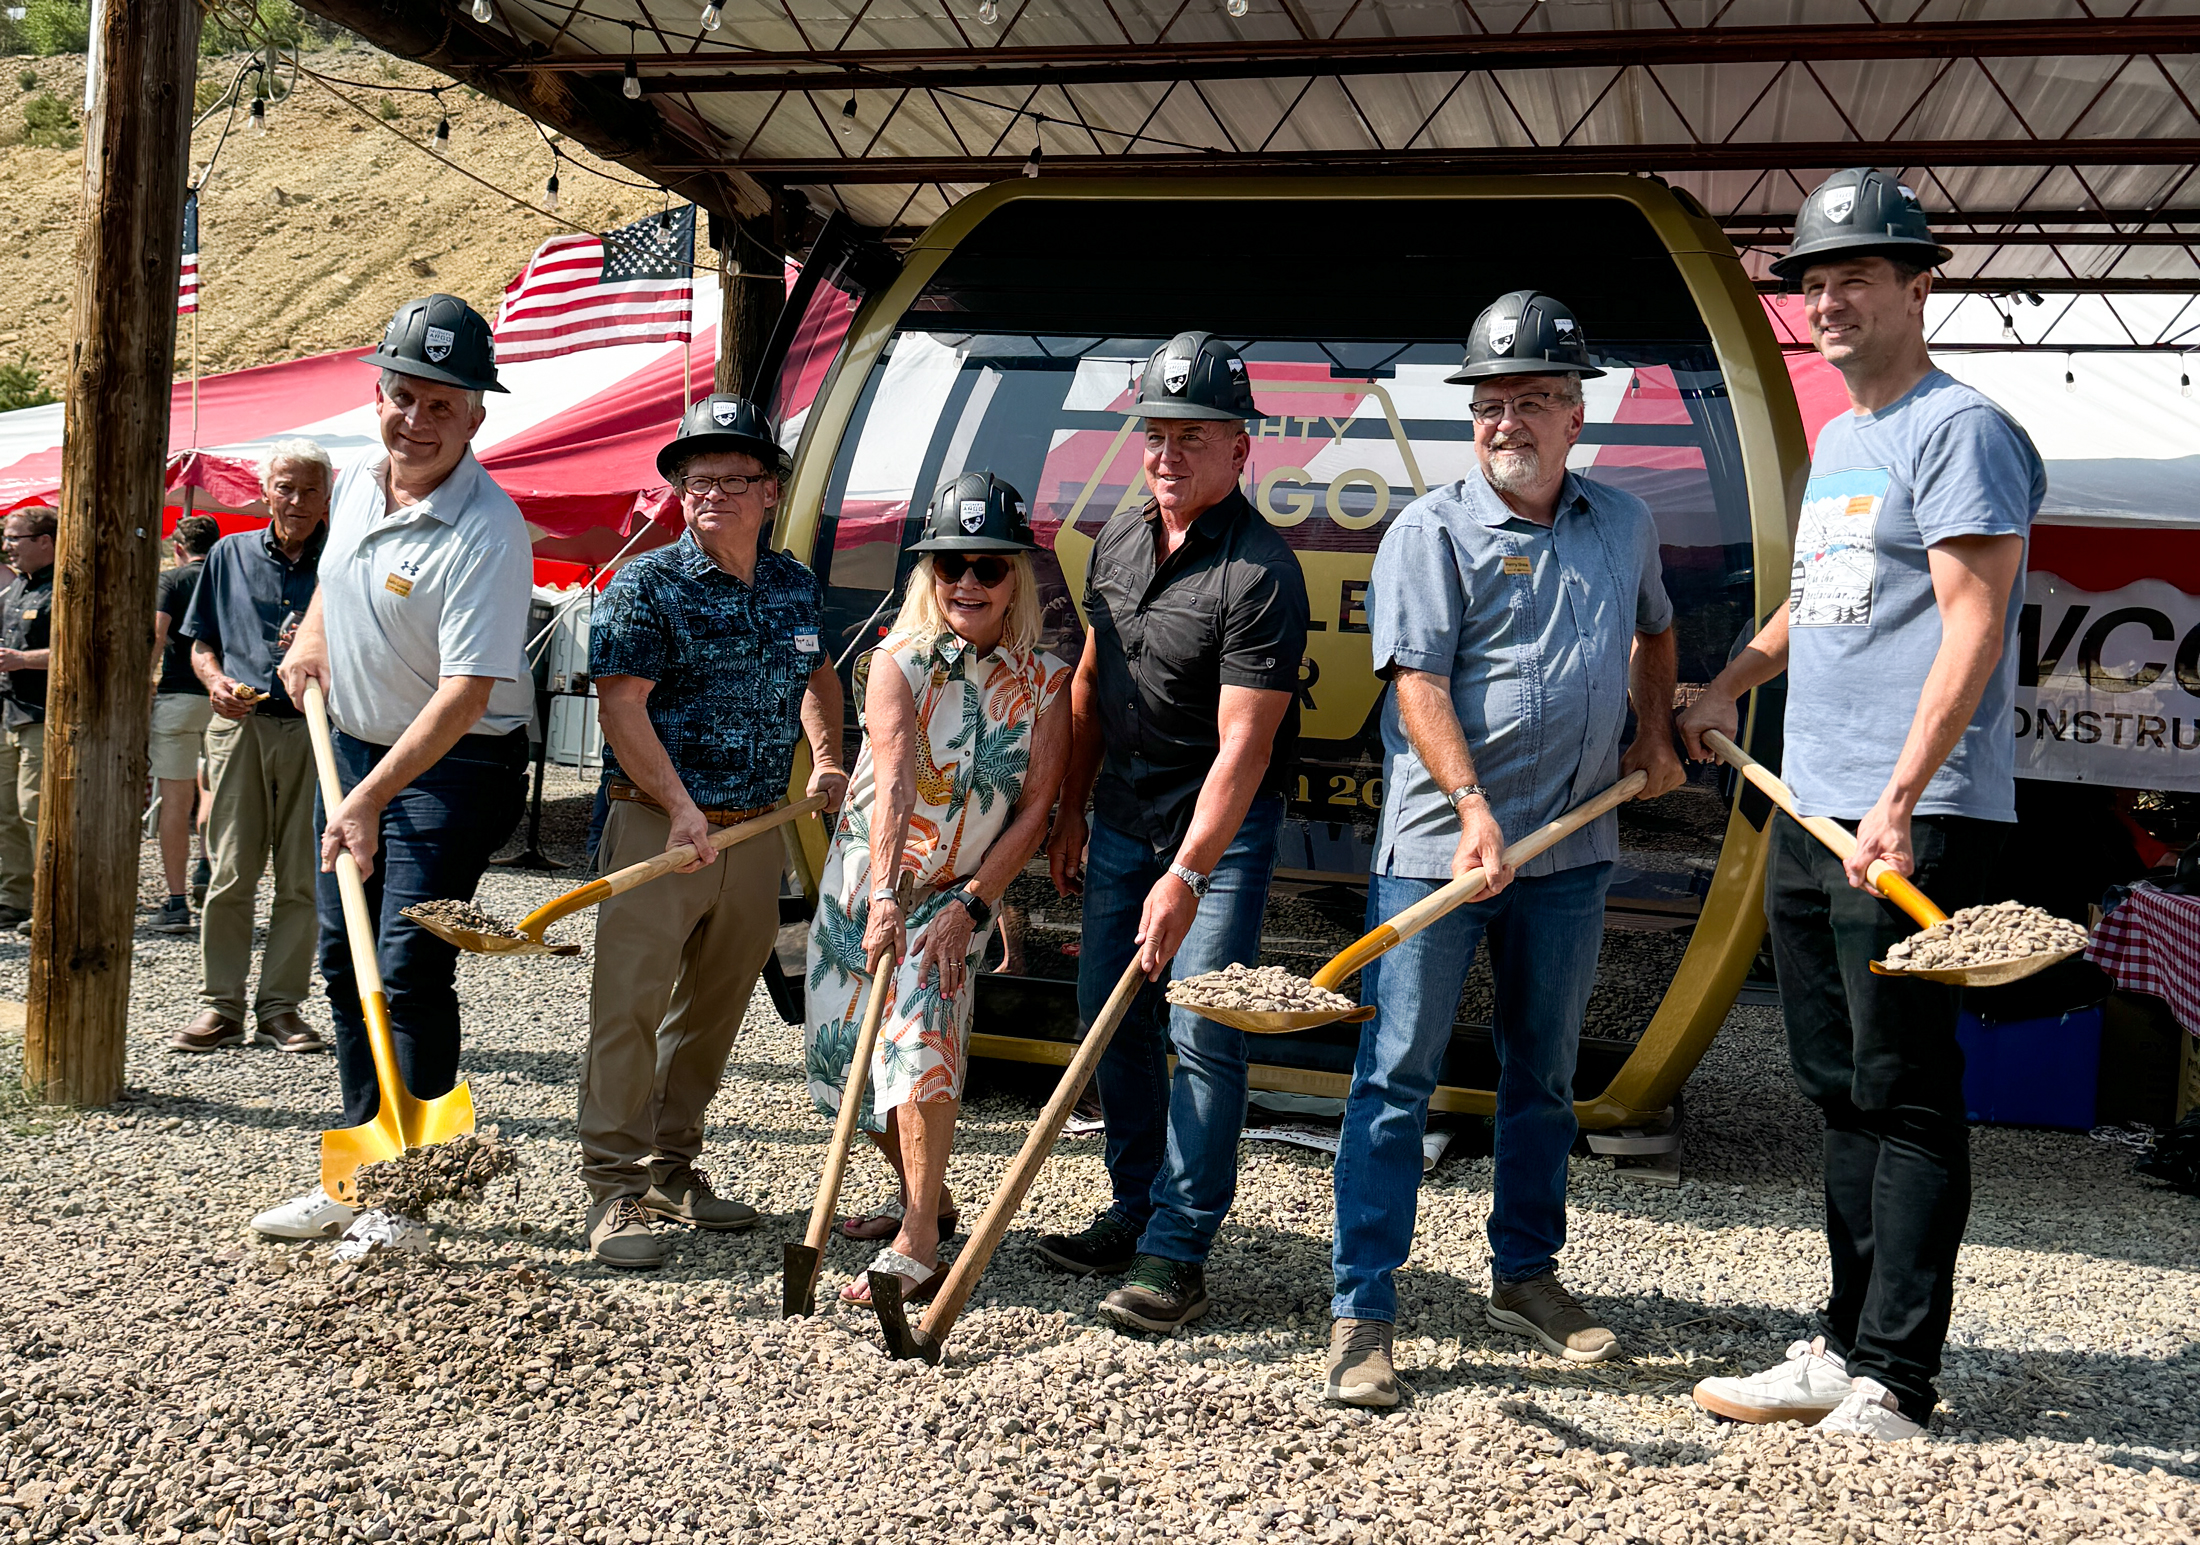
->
[1703,731,1949,930]
[302,684,388,999]
[1310,771,1650,992]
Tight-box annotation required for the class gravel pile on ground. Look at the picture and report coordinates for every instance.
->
[1882,901,2091,971]
[402,898,529,941]
[0,763,2193,1544]
[1168,965,1357,1016]
[352,1128,521,1215]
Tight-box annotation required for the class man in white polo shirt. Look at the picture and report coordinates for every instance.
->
[253,294,535,1242]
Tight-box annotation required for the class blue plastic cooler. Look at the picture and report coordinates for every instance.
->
[1956,1006,2103,1131]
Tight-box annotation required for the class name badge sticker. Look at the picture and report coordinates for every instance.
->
[794,630,820,654]
[385,573,414,597]
[19,610,35,621]
[1501,556,1533,576]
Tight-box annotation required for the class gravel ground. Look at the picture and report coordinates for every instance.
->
[0,766,2196,1544]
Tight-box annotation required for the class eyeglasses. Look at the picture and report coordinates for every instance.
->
[1467,391,1572,424]
[932,553,1014,587]
[681,473,766,498]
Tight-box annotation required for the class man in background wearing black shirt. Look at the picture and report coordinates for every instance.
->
[0,506,55,935]
[150,514,220,933]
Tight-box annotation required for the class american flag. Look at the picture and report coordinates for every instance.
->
[493,205,696,363]
[177,193,199,316]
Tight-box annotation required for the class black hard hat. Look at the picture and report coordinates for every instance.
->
[1770,167,1952,282]
[907,471,1039,554]
[655,393,786,484]
[359,293,507,393]
[1445,290,1605,384]
[1132,331,1261,421]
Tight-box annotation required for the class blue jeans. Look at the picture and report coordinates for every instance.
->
[1331,861,1611,1323]
[1080,796,1284,1263]
[316,728,528,1129]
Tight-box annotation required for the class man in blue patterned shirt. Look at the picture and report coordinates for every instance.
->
[580,394,848,1270]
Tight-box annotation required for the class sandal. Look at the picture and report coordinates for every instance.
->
[840,1246,946,1306]
[836,1193,960,1243]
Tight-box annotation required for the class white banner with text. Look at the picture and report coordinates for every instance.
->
[2016,572,2200,790]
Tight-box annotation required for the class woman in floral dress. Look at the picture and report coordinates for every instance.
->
[804,471,1071,1303]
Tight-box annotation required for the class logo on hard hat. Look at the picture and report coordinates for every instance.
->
[424,325,455,363]
[711,401,740,427]
[1823,188,1856,224]
[1552,316,1577,340]
[1488,325,1516,357]
[959,499,988,534]
[1227,357,1246,378]
[1162,357,1191,394]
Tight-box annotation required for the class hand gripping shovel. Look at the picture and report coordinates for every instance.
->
[783,871,915,1317]
[871,955,1151,1363]
[1179,772,1650,1037]
[303,682,477,1204]
[404,795,828,958]
[1703,730,2080,986]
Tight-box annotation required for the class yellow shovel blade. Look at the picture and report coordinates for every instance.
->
[319,1082,478,1204]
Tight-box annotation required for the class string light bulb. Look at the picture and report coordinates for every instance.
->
[623,59,641,99]
[2183,363,2193,399]
[1998,310,2015,341]
[431,115,450,151]
[249,96,267,135]
[1023,141,1042,177]
[978,0,999,19]
[1024,115,1043,178]
[2064,360,2076,394]
[840,95,857,135]
[544,170,560,211]
[471,0,494,22]
[1227,0,1249,14]
[700,2,722,30]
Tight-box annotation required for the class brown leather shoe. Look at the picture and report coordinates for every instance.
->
[255,1010,325,1054]
[172,1010,246,1053]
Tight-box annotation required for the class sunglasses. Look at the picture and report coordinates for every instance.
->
[932,553,1014,587]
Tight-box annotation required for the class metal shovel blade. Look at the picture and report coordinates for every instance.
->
[1869,944,2083,986]
[782,1241,822,1318]
[1183,1002,1378,1036]
[320,1080,478,1204]
[402,907,580,958]
[869,1270,943,1364]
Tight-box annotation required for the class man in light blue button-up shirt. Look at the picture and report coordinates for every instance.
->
[1324,291,1685,1409]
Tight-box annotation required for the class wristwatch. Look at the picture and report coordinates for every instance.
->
[948,887,994,930]
[1449,784,1491,814]
[1167,861,1211,898]
[869,885,901,910]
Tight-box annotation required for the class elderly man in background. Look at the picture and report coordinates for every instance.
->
[149,514,220,935]
[1038,331,1310,1333]
[577,394,846,1270]
[173,441,332,1056]
[1327,292,1683,1407]
[0,505,56,936]
[255,296,534,1244]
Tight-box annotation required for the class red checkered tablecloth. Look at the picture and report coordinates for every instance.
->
[2085,882,2200,1035]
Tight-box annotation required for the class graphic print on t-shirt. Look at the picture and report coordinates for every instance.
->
[1788,467,1892,628]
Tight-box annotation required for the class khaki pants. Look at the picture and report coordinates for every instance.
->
[578,799,784,1202]
[200,714,319,1022]
[0,721,44,913]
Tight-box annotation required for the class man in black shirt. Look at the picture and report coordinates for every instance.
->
[0,506,55,934]
[150,515,220,933]
[1040,332,1310,1332]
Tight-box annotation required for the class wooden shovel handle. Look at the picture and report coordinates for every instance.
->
[802,941,898,1255]
[515,794,829,938]
[1703,731,1948,929]
[918,957,1150,1346]
[1312,771,1650,992]
[302,683,387,1001]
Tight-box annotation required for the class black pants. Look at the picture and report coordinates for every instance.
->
[1766,810,2006,1421]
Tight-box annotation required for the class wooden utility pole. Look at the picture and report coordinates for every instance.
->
[23,0,201,1105]
[716,213,785,399]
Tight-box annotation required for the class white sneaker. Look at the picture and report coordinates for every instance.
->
[251,1186,355,1240]
[1694,1337,1853,1423]
[1813,1377,1924,1442]
[330,1209,433,1263]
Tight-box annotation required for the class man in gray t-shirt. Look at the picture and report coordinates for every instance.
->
[1679,169,2043,1443]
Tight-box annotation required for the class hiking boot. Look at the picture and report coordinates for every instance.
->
[588,1195,666,1270]
[1694,1337,1853,1425]
[152,896,193,934]
[255,1010,326,1054]
[1099,1254,1209,1334]
[172,1009,247,1054]
[1811,1378,1923,1442]
[191,855,211,908]
[1486,1270,1619,1363]
[251,1186,354,1240]
[1033,1211,1142,1276]
[1325,1318,1400,1408]
[641,1163,758,1232]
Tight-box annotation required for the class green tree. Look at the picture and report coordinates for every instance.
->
[0,355,56,416]
[201,0,304,56]
[19,0,90,56]
[21,91,78,149]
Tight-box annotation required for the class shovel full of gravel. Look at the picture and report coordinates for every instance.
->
[402,794,827,958]
[305,683,478,1203]
[1705,731,2085,985]
[1170,770,1650,1036]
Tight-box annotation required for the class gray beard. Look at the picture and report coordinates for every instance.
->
[1485,445,1543,496]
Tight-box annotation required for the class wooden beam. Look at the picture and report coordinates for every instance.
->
[24,0,201,1106]
[715,216,785,399]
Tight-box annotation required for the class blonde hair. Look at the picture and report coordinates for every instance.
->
[891,553,1042,657]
